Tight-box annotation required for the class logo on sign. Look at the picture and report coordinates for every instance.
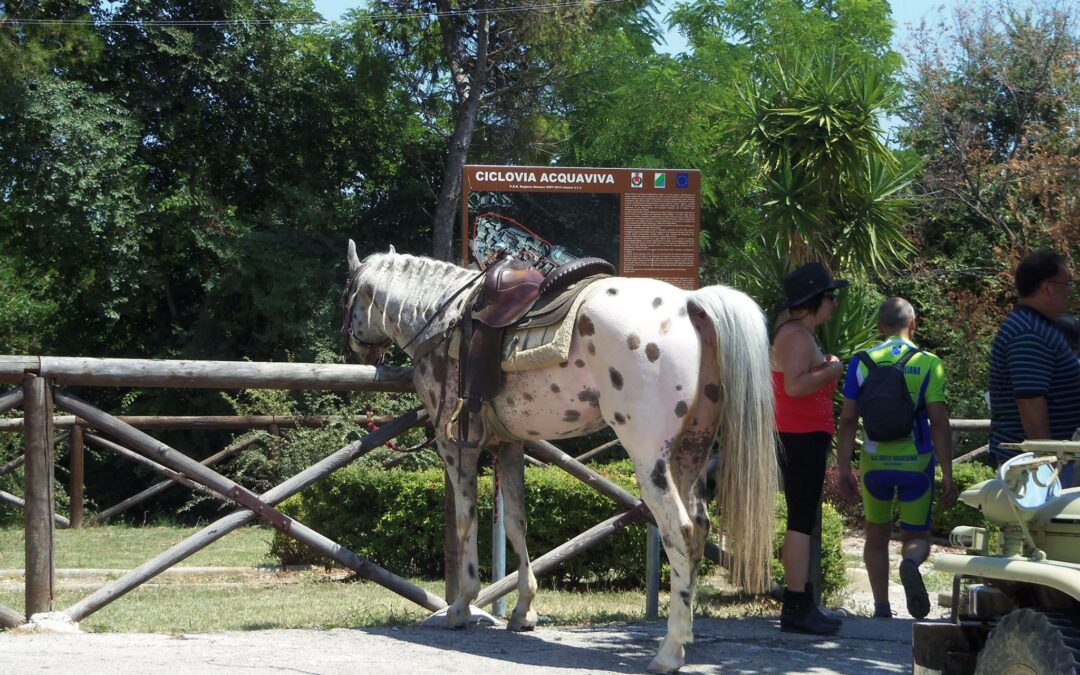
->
[654,173,666,189]
[630,172,643,188]
[676,173,689,189]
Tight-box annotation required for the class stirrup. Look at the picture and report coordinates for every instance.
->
[445,398,482,449]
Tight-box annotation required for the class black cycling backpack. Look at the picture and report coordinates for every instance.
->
[856,347,921,442]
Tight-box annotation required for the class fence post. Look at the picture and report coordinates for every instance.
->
[69,423,84,529]
[22,373,55,617]
[491,471,506,618]
[645,524,660,620]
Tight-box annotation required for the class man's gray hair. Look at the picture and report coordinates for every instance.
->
[878,297,915,332]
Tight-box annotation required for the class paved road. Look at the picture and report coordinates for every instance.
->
[0,615,916,674]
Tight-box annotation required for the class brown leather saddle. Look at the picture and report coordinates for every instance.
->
[454,255,614,445]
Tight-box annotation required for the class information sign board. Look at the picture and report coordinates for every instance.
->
[461,165,700,289]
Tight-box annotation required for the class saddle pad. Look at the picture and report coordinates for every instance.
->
[501,279,604,372]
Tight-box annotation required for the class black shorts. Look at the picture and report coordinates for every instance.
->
[777,431,831,535]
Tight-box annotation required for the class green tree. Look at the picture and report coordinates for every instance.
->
[370,0,658,260]
[895,1,1080,416]
[730,48,915,274]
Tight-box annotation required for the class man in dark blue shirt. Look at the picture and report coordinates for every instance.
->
[989,250,1080,481]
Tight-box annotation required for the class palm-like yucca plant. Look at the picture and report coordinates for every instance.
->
[731,47,915,275]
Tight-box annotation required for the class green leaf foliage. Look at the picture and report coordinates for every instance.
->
[272,461,653,586]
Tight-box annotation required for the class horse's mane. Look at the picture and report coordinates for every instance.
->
[360,252,477,345]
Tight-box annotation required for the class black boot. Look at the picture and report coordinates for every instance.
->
[805,582,842,627]
[780,589,840,635]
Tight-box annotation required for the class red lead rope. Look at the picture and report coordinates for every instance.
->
[366,405,435,452]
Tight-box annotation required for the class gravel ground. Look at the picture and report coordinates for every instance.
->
[0,614,920,674]
[0,537,950,674]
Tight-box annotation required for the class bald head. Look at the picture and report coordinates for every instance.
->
[878,297,916,335]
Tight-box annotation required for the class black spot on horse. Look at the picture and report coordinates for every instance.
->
[679,306,688,317]
[704,383,719,403]
[674,401,688,417]
[559,361,569,368]
[574,359,586,368]
[577,389,600,405]
[550,383,561,393]
[660,319,672,334]
[563,410,581,422]
[652,297,663,308]
[527,430,540,436]
[506,396,516,406]
[651,459,668,491]
[523,392,534,402]
[675,384,682,391]
[609,368,623,390]
[613,412,626,425]
[606,287,618,295]
[627,334,640,350]
[645,343,660,362]
[587,342,596,355]
[468,563,476,579]
[578,314,596,336]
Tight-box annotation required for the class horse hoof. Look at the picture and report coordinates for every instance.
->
[506,611,537,632]
[421,605,500,629]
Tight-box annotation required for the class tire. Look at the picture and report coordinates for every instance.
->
[975,608,1080,675]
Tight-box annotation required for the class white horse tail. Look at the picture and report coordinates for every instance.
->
[688,284,778,594]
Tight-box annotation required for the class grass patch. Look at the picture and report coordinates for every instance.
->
[0,526,770,633]
[0,525,276,569]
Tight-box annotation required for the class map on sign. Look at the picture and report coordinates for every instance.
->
[461,165,701,289]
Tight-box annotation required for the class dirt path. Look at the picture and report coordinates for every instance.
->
[0,614,920,674]
[0,536,950,674]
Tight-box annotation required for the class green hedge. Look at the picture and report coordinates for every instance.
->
[273,460,652,586]
[272,460,847,596]
[933,461,998,537]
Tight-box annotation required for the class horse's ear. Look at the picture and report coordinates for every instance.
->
[388,244,396,255]
[347,239,361,274]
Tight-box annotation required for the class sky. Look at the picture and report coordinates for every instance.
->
[308,0,964,56]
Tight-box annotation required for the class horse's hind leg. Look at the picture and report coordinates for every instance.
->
[437,437,482,628]
[496,442,538,631]
[630,454,697,673]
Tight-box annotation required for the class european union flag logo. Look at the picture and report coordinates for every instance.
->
[676,173,689,189]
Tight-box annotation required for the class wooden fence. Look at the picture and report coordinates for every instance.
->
[0,354,724,630]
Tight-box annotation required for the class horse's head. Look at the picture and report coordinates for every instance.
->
[341,240,395,365]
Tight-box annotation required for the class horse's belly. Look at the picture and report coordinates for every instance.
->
[494,368,607,440]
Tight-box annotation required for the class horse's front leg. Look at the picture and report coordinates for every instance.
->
[438,437,481,628]
[496,442,538,631]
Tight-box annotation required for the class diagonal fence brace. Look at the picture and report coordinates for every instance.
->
[53,392,445,616]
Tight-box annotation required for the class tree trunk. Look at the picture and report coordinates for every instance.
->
[431,3,489,262]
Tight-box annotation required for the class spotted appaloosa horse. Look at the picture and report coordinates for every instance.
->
[341,241,778,673]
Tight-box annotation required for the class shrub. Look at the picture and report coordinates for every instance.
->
[822,465,864,529]
[272,460,837,593]
[770,495,848,603]
[933,461,998,538]
[273,460,652,587]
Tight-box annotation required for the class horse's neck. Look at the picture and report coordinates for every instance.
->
[371,255,476,353]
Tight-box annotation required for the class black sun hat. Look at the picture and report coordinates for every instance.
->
[782,262,849,309]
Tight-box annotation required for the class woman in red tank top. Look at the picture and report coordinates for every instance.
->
[771,262,846,636]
